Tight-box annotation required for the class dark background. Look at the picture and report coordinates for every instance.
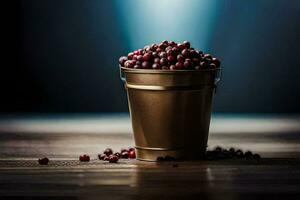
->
[2,0,300,113]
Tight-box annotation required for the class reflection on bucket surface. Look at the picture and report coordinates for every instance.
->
[121,67,221,161]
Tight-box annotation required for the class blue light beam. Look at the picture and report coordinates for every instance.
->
[115,0,220,52]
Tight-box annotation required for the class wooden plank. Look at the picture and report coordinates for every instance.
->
[0,115,300,199]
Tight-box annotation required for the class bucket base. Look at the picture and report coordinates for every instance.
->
[135,147,185,162]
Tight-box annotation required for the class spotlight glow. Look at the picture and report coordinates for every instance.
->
[115,0,219,51]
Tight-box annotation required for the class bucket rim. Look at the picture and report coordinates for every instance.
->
[120,66,221,74]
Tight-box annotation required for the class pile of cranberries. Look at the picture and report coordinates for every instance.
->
[98,147,136,163]
[38,148,136,165]
[156,147,261,162]
[204,147,261,161]
[119,40,220,70]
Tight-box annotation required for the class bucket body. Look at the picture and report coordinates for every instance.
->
[120,67,221,161]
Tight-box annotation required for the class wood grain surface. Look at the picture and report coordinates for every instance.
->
[0,114,300,200]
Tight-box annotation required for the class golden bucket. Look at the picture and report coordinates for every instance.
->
[120,66,221,161]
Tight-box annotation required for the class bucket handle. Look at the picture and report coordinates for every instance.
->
[214,68,222,93]
[120,68,126,82]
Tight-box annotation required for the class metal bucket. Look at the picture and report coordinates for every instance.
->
[120,67,221,161]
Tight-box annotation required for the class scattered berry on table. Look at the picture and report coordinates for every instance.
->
[128,149,136,159]
[120,148,129,153]
[108,155,119,163]
[235,149,244,158]
[253,153,261,160]
[121,151,129,159]
[128,147,135,152]
[38,157,49,165]
[98,154,106,160]
[244,151,253,159]
[114,152,121,158]
[103,148,113,156]
[79,154,90,162]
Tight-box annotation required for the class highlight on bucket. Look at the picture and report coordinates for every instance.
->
[119,40,221,161]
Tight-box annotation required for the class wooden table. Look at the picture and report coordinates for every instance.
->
[0,114,300,199]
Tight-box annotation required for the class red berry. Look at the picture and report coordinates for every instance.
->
[143,52,153,61]
[166,49,172,56]
[156,47,163,52]
[177,43,186,50]
[121,151,129,159]
[136,55,143,61]
[108,155,119,163]
[160,58,168,66]
[194,50,201,57]
[138,49,144,55]
[128,150,136,159]
[142,61,151,69]
[182,49,190,57]
[150,44,157,50]
[118,56,128,66]
[183,62,190,68]
[170,65,176,70]
[200,61,206,68]
[104,148,113,156]
[152,63,161,69]
[177,54,184,63]
[212,58,221,67]
[134,65,141,69]
[38,157,49,165]
[184,58,192,68]
[159,52,167,58]
[132,55,138,60]
[253,154,261,160]
[192,58,199,66]
[120,148,129,153]
[209,63,217,68]
[104,156,109,161]
[195,65,201,70]
[169,41,177,47]
[204,54,212,60]
[144,45,151,51]
[114,152,121,157]
[161,40,168,45]
[175,62,183,69]
[189,50,198,58]
[154,57,160,63]
[158,43,166,50]
[79,154,90,162]
[98,154,106,160]
[182,41,190,48]
[167,55,175,62]
[124,60,133,68]
[152,52,158,58]
[165,46,172,52]
[128,147,135,152]
[172,47,179,54]
[128,52,134,59]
